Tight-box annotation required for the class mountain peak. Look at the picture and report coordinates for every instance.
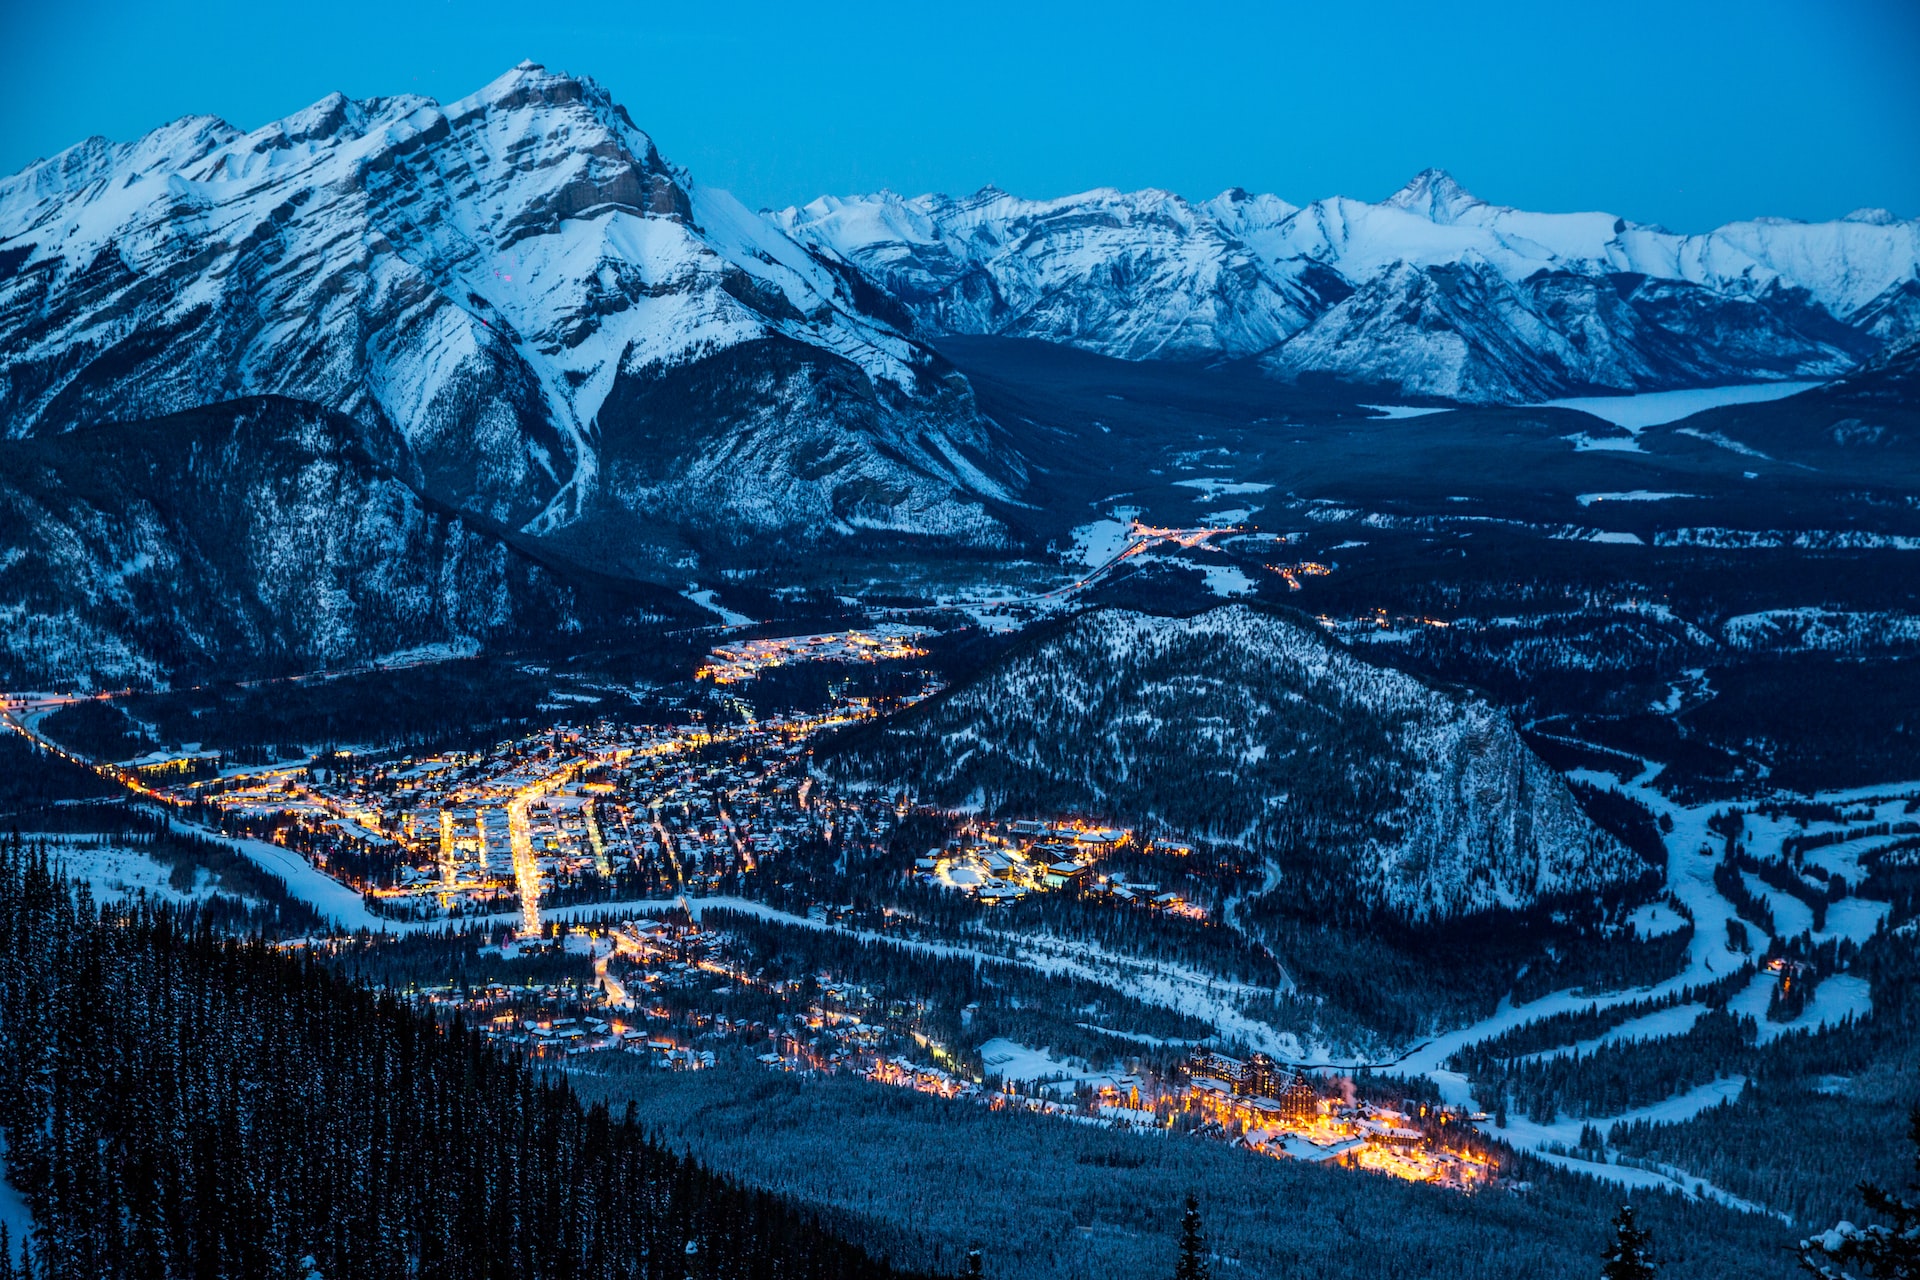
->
[465,59,599,112]
[274,90,356,145]
[1385,168,1483,222]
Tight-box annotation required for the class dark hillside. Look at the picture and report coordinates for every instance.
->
[0,840,934,1280]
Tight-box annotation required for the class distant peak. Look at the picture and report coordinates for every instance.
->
[274,91,356,144]
[1843,207,1899,226]
[470,59,593,107]
[1385,168,1482,222]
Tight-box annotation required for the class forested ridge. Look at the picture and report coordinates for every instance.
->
[0,836,933,1280]
[826,604,1642,923]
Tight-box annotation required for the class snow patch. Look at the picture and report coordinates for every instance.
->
[1537,381,1822,429]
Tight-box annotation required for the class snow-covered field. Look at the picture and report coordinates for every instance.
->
[1576,491,1693,506]
[1068,518,1134,570]
[1539,381,1822,430]
[1173,477,1273,501]
[1360,404,1451,419]
[684,587,755,627]
[1198,564,1257,597]
[37,837,213,907]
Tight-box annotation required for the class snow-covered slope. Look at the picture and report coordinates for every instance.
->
[0,396,677,689]
[773,187,1339,360]
[0,63,1019,547]
[780,171,1920,401]
[825,605,1642,921]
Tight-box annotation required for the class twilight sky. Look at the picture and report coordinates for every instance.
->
[4,0,1916,232]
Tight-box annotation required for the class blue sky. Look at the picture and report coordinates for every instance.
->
[4,0,1916,231]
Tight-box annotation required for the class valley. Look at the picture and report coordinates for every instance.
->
[2,52,1917,1280]
[5,478,1914,1266]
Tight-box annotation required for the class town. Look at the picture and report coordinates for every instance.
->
[385,910,1498,1191]
[3,622,1494,1198]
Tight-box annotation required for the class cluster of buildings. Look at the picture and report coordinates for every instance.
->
[1182,1050,1495,1188]
[914,818,1205,918]
[376,900,1495,1193]
[697,627,928,685]
[1266,560,1331,591]
[162,672,922,928]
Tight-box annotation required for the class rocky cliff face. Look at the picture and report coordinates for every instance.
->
[779,171,1920,401]
[0,63,1022,551]
[0,396,678,689]
[824,604,1641,921]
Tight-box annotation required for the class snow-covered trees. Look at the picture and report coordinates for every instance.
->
[1801,1107,1920,1280]
[1602,1204,1657,1279]
[0,835,927,1279]
[1175,1194,1211,1280]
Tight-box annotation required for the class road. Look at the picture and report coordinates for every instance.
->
[593,940,630,1008]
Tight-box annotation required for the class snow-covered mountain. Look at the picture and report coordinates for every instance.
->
[778,171,1920,401]
[0,396,680,689]
[824,605,1644,922]
[773,187,1343,360]
[0,63,1020,550]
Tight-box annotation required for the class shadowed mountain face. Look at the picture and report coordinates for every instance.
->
[776,174,1920,401]
[0,396,689,689]
[0,63,1023,553]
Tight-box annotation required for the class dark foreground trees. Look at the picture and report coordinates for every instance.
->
[1175,1194,1210,1280]
[1801,1107,1920,1280]
[0,837,930,1280]
[1602,1204,1656,1279]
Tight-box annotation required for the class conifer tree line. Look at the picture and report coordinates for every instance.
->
[0,836,934,1280]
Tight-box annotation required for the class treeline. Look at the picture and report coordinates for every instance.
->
[1451,964,1755,1069]
[1862,837,1920,928]
[322,925,596,992]
[3,804,324,938]
[1508,915,1694,1005]
[0,732,119,817]
[1585,931,1920,1228]
[1783,820,1920,861]
[1473,1008,1758,1124]
[121,659,563,758]
[0,838,937,1280]
[35,700,156,761]
[585,1058,1802,1280]
[1567,781,1669,870]
[879,875,1284,990]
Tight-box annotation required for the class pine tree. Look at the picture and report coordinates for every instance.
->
[1175,1194,1210,1280]
[1802,1106,1920,1279]
[1602,1204,1656,1280]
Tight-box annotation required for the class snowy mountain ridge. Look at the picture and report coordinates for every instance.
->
[777,172,1920,401]
[0,63,1019,551]
[825,605,1644,921]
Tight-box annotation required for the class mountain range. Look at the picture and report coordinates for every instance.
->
[3,63,1918,684]
[777,174,1920,401]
